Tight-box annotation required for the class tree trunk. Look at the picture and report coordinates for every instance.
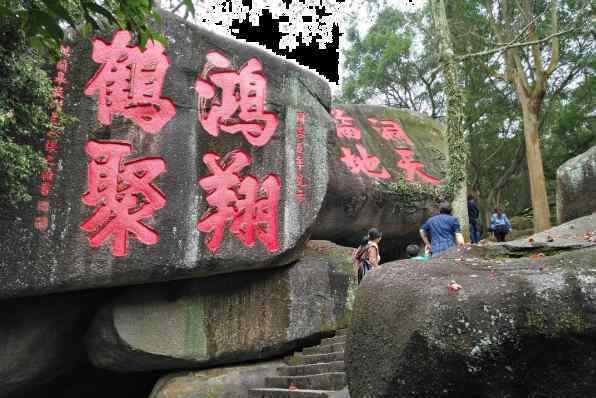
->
[520,98,552,232]
[431,0,470,240]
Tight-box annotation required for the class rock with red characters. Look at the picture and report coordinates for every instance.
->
[0,11,332,299]
[312,104,448,259]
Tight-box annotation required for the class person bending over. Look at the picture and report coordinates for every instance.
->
[419,202,464,256]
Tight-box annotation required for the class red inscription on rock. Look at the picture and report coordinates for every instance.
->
[34,216,49,232]
[195,51,278,147]
[331,108,361,140]
[35,45,71,231]
[295,112,306,201]
[395,148,440,184]
[84,30,176,133]
[368,117,413,145]
[340,144,390,179]
[197,150,281,253]
[80,140,166,256]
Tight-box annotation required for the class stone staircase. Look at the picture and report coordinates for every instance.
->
[249,329,349,398]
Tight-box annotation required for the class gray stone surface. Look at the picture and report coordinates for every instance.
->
[149,360,284,398]
[311,104,447,259]
[346,241,596,398]
[0,292,99,397]
[86,241,356,371]
[503,213,596,252]
[557,145,596,224]
[0,10,332,299]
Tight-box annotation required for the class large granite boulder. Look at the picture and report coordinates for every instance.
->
[0,10,332,299]
[149,360,283,398]
[346,221,596,398]
[0,291,100,397]
[312,105,447,259]
[557,145,596,224]
[86,241,356,371]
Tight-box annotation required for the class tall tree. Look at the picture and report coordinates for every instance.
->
[446,0,594,228]
[430,0,470,239]
[475,0,589,232]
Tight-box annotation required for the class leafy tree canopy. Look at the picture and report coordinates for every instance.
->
[0,0,195,52]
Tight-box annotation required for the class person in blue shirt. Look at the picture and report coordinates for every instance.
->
[490,207,512,242]
[419,202,464,256]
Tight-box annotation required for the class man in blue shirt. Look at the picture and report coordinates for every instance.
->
[420,202,464,256]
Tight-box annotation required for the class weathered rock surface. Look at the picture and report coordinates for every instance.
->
[0,292,99,397]
[150,360,283,398]
[86,241,356,371]
[557,145,596,224]
[250,329,349,398]
[347,223,596,398]
[503,213,596,252]
[0,10,332,299]
[312,104,447,259]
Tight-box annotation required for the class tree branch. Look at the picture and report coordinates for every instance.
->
[544,0,560,77]
[455,28,577,61]
[171,1,185,13]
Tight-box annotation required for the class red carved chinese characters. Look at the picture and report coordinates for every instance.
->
[80,140,166,256]
[84,30,176,133]
[331,108,361,140]
[340,144,390,179]
[295,112,306,201]
[195,51,278,147]
[368,117,413,145]
[35,44,71,231]
[197,150,281,253]
[395,148,440,184]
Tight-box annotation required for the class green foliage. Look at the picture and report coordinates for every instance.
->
[379,176,446,206]
[341,6,444,117]
[342,0,594,225]
[0,0,195,53]
[0,16,52,205]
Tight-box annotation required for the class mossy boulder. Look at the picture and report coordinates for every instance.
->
[557,145,596,224]
[148,360,283,398]
[312,104,447,259]
[346,231,596,398]
[86,241,355,371]
[509,216,532,231]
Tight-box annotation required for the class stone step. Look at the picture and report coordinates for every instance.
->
[303,343,344,355]
[248,388,331,398]
[320,335,346,346]
[290,351,344,365]
[334,329,348,337]
[265,372,347,391]
[277,361,345,376]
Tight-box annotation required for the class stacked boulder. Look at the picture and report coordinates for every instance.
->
[87,242,356,372]
[313,104,448,259]
[346,214,596,398]
[557,145,596,223]
[0,10,356,398]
